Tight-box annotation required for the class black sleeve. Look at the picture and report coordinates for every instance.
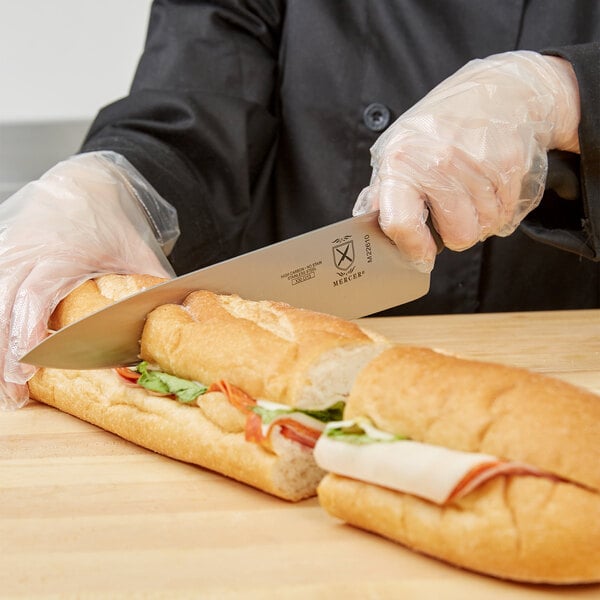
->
[521,42,600,261]
[81,0,284,274]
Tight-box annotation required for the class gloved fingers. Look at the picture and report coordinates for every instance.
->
[0,152,178,410]
[0,265,40,410]
[376,178,438,273]
[2,265,87,392]
[353,183,379,216]
[3,246,167,387]
[37,152,175,277]
[420,148,510,249]
[2,169,173,279]
[353,169,438,272]
[0,380,29,410]
[0,255,145,411]
[366,124,548,254]
[357,51,581,265]
[357,137,535,261]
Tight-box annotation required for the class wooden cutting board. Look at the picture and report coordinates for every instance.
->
[1,309,599,598]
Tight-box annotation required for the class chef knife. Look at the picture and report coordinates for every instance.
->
[21,211,429,369]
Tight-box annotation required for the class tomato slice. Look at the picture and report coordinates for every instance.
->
[270,418,322,449]
[208,380,257,413]
[123,372,320,452]
[115,367,141,382]
[245,412,265,444]
[279,425,320,449]
[244,414,321,451]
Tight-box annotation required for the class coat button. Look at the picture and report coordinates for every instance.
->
[363,103,391,132]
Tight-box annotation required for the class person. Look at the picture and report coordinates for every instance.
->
[1,0,599,410]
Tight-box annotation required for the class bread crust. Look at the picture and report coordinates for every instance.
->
[49,274,166,330]
[317,473,600,583]
[28,367,323,501]
[31,274,373,501]
[345,346,600,491]
[319,345,600,582]
[140,290,387,409]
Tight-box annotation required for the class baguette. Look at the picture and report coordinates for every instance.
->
[28,274,389,501]
[315,345,600,583]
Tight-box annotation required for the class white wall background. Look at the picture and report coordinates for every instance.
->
[0,0,153,198]
[0,0,153,122]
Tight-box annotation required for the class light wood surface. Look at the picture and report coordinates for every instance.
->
[1,309,599,599]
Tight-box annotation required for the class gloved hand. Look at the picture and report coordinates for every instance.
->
[354,51,581,272]
[0,151,180,410]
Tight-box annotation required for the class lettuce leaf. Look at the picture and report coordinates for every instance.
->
[325,421,408,444]
[135,361,207,403]
[250,400,345,424]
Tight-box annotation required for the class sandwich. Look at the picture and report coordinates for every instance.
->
[28,274,389,501]
[315,345,600,584]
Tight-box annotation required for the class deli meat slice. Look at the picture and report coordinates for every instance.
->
[315,434,551,505]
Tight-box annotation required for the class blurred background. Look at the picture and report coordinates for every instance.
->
[0,0,153,201]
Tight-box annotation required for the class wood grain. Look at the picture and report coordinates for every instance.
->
[2,310,599,598]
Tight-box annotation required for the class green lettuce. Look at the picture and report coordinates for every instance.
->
[135,361,207,403]
[325,421,408,445]
[250,401,345,424]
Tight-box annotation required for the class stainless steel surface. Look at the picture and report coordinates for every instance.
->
[21,211,430,369]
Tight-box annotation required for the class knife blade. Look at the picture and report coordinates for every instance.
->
[21,211,429,369]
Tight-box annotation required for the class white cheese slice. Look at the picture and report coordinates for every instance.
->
[314,423,500,505]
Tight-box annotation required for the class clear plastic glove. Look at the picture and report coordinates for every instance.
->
[0,151,180,410]
[354,51,581,272]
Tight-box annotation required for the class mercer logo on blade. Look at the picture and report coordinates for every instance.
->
[332,236,355,272]
[331,235,365,287]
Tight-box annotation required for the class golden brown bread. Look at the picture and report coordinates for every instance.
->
[29,274,387,501]
[344,345,600,491]
[140,290,388,410]
[29,366,324,500]
[48,274,165,330]
[318,473,600,584]
[317,345,600,583]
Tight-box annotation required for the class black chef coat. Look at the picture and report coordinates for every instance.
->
[81,0,600,314]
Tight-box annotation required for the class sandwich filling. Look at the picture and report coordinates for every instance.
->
[116,363,344,453]
[314,418,557,505]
